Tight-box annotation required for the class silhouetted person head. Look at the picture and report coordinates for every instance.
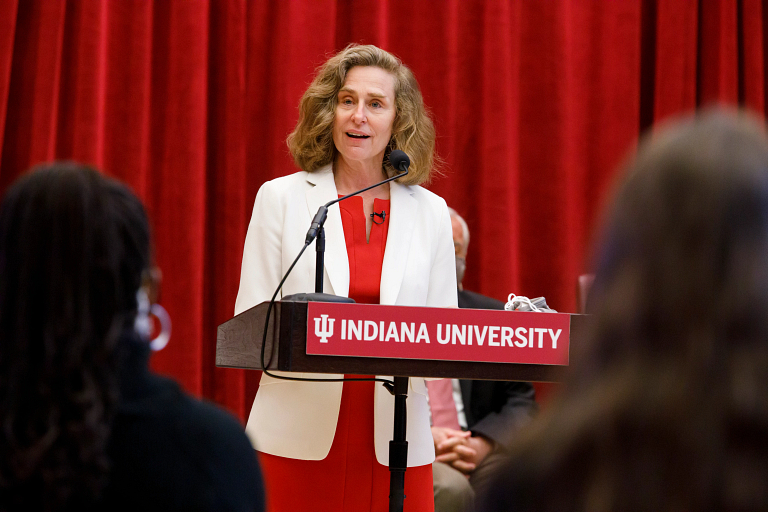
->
[0,162,151,510]
[480,109,768,512]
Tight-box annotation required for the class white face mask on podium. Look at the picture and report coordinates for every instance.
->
[504,294,557,313]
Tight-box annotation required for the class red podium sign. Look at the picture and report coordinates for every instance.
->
[306,302,571,366]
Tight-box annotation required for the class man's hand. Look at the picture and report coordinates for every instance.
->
[465,435,493,467]
[432,426,468,452]
[432,426,493,475]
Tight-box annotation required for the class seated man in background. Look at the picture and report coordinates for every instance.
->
[429,208,537,512]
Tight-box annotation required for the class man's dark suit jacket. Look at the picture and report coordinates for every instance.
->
[457,289,537,450]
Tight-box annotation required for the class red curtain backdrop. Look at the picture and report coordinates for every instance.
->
[0,0,766,421]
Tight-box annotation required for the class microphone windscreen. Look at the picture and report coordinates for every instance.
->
[389,150,411,172]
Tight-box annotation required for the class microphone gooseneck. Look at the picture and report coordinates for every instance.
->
[304,150,411,244]
[305,206,328,244]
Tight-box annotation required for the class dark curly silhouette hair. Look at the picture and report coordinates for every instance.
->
[0,162,150,511]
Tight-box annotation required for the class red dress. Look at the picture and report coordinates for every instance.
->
[258,196,434,512]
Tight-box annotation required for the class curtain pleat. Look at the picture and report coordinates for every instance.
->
[1,0,767,421]
[699,0,740,104]
[0,0,66,187]
[102,0,153,191]
[145,0,210,395]
[739,0,765,111]
[0,0,19,152]
[205,0,248,414]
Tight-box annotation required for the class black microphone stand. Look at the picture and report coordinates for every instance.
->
[307,158,411,512]
[388,376,409,512]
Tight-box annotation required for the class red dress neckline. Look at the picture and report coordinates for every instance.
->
[338,195,390,305]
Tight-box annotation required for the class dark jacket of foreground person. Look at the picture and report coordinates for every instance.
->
[102,332,265,511]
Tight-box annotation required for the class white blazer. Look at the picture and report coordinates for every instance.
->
[234,165,458,466]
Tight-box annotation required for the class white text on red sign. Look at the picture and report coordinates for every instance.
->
[307,303,571,366]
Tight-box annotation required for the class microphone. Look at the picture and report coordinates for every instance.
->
[370,210,387,224]
[388,149,410,174]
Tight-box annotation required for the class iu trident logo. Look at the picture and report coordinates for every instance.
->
[314,314,335,343]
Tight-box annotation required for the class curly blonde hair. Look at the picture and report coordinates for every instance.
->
[287,44,437,186]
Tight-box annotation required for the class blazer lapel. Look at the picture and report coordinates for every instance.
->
[305,166,349,297]
[380,180,417,304]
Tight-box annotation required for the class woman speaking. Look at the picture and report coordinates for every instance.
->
[235,44,457,511]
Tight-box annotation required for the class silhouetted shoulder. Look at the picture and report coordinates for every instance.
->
[103,370,265,512]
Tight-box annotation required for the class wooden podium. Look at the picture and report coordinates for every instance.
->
[217,300,588,382]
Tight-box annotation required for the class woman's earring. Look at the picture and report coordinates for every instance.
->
[135,288,172,351]
[149,302,172,351]
[135,289,152,339]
